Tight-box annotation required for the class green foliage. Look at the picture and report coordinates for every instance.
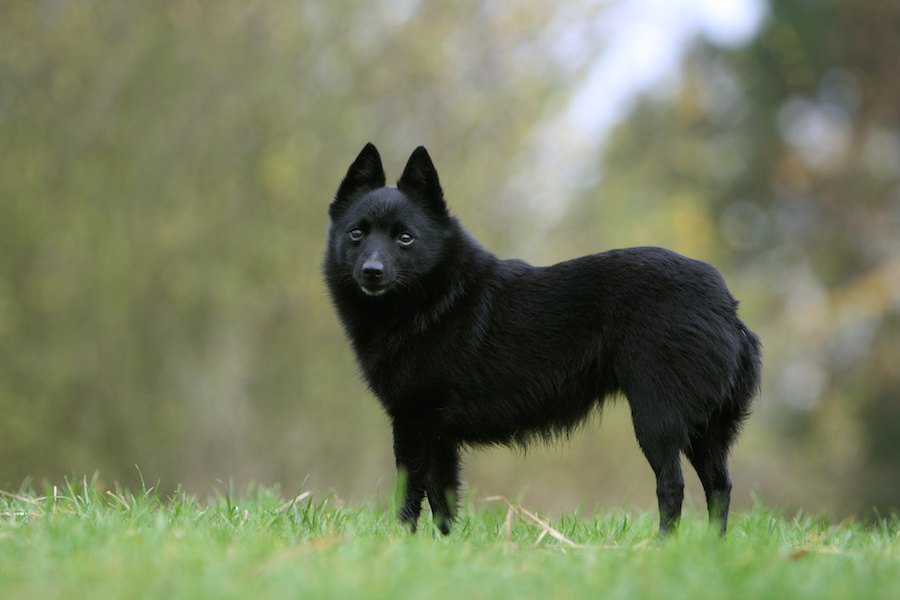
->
[1,481,898,600]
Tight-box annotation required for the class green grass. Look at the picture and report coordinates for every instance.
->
[1,477,898,599]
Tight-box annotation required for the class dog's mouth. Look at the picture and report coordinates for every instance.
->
[360,283,390,297]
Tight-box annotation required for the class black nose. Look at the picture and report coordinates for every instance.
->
[362,260,384,280]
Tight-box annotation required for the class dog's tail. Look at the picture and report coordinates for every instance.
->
[728,322,762,423]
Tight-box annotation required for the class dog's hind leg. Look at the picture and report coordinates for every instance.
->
[686,408,743,534]
[426,439,460,535]
[685,435,731,534]
[627,393,687,535]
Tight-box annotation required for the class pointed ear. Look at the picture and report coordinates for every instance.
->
[397,146,447,215]
[330,143,386,219]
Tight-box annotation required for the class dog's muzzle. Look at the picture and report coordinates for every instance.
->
[359,259,389,296]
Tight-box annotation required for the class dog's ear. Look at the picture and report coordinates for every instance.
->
[331,143,386,219]
[398,146,447,216]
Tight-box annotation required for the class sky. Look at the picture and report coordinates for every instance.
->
[566,0,766,140]
[515,0,768,220]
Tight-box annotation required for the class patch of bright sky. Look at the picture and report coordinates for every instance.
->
[518,0,768,220]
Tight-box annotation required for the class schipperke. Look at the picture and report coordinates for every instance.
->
[324,143,761,536]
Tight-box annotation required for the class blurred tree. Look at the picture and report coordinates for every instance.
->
[0,0,580,492]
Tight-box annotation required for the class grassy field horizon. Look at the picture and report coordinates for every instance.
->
[1,477,897,599]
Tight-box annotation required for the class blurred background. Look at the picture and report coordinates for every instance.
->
[2,0,898,518]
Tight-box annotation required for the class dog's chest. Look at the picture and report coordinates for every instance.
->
[357,327,461,405]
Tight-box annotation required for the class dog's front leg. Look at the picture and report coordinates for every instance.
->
[391,419,430,532]
[426,439,460,535]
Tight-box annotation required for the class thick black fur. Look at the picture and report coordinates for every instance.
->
[324,143,762,535]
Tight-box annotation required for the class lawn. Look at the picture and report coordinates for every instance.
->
[1,477,897,599]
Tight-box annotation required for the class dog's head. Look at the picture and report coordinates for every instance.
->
[327,144,452,297]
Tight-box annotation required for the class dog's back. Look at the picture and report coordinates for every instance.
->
[435,247,760,451]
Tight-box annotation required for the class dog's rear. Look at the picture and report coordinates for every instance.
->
[523,247,763,534]
[681,320,761,533]
[701,322,762,529]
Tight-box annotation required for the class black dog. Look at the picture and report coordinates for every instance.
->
[324,144,761,535]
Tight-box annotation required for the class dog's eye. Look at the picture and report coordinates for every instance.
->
[349,228,364,241]
[397,232,414,246]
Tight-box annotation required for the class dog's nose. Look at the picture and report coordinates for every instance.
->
[362,260,384,280]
